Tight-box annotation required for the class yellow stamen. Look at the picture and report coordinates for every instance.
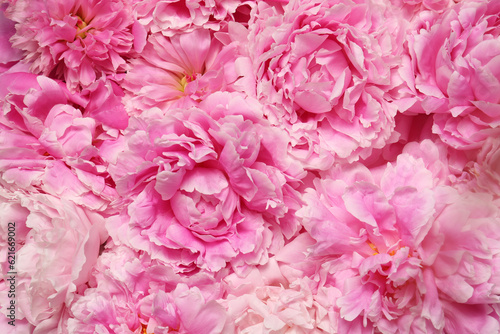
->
[75,16,89,39]
[178,76,188,92]
[368,242,378,256]
[141,323,154,334]
[368,242,399,256]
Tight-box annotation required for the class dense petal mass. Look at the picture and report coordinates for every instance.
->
[122,29,237,113]
[297,144,500,333]
[6,0,141,91]
[2,0,500,332]
[67,245,226,334]
[133,0,253,36]
[456,136,500,198]
[0,189,106,334]
[406,0,500,149]
[220,262,339,333]
[0,71,120,212]
[232,0,404,168]
[103,101,303,274]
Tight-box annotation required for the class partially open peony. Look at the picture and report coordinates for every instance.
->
[0,189,106,334]
[6,0,144,91]
[221,261,337,333]
[0,72,120,211]
[68,245,226,334]
[133,0,253,36]
[406,0,500,149]
[123,29,237,114]
[231,0,403,168]
[103,101,302,274]
[298,146,500,333]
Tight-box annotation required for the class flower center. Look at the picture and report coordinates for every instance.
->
[75,15,90,39]
[178,76,188,92]
[141,324,154,334]
[177,72,200,92]
[368,242,397,256]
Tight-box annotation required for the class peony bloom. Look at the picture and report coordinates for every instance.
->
[103,99,302,274]
[68,245,226,334]
[67,246,150,334]
[133,0,253,36]
[298,147,500,333]
[122,28,237,114]
[140,284,226,334]
[0,189,107,334]
[405,0,500,149]
[5,0,144,91]
[0,71,120,211]
[232,0,403,168]
[387,0,455,21]
[221,260,338,333]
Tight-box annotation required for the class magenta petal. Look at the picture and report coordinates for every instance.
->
[132,21,147,53]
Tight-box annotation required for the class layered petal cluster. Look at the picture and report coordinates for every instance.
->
[6,0,143,91]
[140,284,227,334]
[236,0,403,168]
[0,71,120,211]
[68,245,226,334]
[104,97,302,273]
[298,146,500,333]
[123,29,236,113]
[67,246,152,334]
[406,0,500,149]
[458,137,500,197]
[0,189,106,334]
[388,0,454,21]
[221,263,337,333]
[2,0,500,332]
[133,0,252,36]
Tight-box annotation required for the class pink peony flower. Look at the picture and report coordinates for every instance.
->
[231,0,404,168]
[406,0,500,149]
[67,246,152,334]
[103,101,302,274]
[221,261,338,333]
[133,0,253,36]
[388,0,455,21]
[0,72,120,211]
[0,189,107,333]
[298,151,500,332]
[0,68,129,131]
[4,1,500,333]
[68,245,226,334]
[5,0,144,91]
[122,28,237,114]
[140,284,226,334]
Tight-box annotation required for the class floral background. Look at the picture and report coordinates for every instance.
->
[1,0,500,333]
